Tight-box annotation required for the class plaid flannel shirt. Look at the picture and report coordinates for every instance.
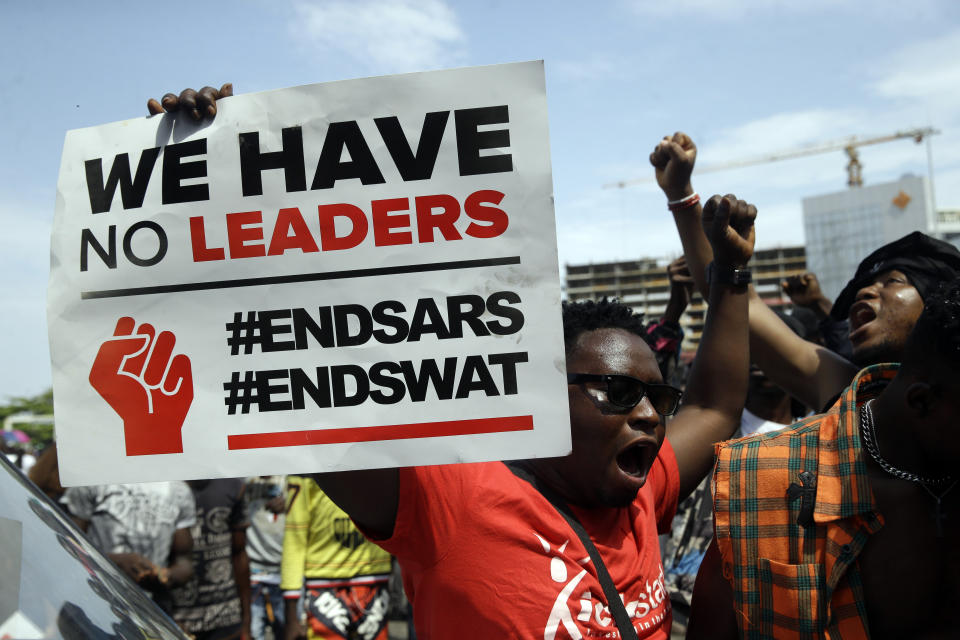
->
[713,364,897,639]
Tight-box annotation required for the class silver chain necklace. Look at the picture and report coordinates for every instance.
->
[860,398,957,537]
[858,399,953,486]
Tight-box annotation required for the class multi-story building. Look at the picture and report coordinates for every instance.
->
[803,175,960,302]
[802,174,940,302]
[564,246,806,354]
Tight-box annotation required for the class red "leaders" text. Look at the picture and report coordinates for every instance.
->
[189,189,507,261]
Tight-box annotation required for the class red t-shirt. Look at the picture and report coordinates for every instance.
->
[375,440,680,639]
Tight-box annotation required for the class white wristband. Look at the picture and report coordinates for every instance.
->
[667,192,699,206]
[667,192,700,211]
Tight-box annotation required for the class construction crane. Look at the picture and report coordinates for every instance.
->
[604,126,940,190]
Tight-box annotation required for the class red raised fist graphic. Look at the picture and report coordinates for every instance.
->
[89,317,194,456]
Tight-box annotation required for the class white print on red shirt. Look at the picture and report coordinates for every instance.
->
[535,532,670,640]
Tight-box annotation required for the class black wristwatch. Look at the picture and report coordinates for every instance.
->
[706,261,752,287]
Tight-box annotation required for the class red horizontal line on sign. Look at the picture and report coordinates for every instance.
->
[80,256,522,299]
[227,415,534,450]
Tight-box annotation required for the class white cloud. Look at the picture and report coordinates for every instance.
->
[555,186,687,266]
[862,30,960,205]
[871,27,960,112]
[750,200,806,249]
[557,101,951,267]
[697,109,866,163]
[290,0,466,72]
[597,109,870,194]
[557,212,684,267]
[669,108,945,197]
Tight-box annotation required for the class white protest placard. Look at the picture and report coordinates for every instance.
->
[48,61,570,485]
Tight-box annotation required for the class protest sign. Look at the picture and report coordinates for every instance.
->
[48,61,570,485]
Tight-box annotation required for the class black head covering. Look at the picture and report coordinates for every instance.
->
[831,231,960,320]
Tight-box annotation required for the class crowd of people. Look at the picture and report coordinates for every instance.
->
[10,86,960,639]
[18,457,406,640]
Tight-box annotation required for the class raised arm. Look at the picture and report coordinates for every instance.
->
[666,194,754,500]
[783,271,855,360]
[651,132,858,411]
[782,272,833,320]
[747,287,857,410]
[165,526,195,587]
[661,256,695,326]
[27,443,65,502]
[650,133,712,297]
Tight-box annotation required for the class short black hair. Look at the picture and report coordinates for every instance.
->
[562,298,650,354]
[903,276,960,372]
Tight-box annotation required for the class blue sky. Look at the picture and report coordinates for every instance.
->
[3,0,960,400]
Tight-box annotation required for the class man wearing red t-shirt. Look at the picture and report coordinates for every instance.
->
[308,194,756,639]
[147,87,755,640]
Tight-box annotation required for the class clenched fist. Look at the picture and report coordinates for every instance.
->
[89,317,193,456]
[701,194,756,268]
[650,132,697,201]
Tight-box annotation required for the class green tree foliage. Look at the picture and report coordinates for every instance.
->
[1,389,54,445]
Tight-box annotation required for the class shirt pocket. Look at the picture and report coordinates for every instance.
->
[756,558,825,637]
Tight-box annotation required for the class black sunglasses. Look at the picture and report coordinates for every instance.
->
[567,373,683,416]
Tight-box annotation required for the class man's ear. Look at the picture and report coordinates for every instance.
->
[904,382,934,417]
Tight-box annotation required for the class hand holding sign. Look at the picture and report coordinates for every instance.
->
[89,317,194,456]
[53,62,566,484]
[147,83,233,120]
